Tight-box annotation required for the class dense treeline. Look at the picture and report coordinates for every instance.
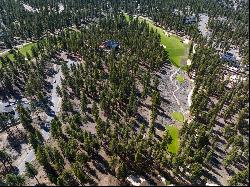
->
[0,0,249,186]
[0,0,248,56]
[0,0,108,48]
[182,43,249,185]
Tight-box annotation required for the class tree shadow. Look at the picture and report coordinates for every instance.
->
[154,122,165,131]
[136,113,149,127]
[85,163,99,180]
[205,164,222,177]
[157,110,171,121]
[210,156,222,170]
[93,153,110,170]
[160,96,171,105]
[92,161,108,175]
[214,146,226,156]
[225,167,235,176]
[203,170,222,186]
[7,132,28,154]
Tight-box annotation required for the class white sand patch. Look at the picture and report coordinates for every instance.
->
[161,44,166,49]
[23,4,39,12]
[193,44,198,54]
[127,175,146,186]
[188,87,194,107]
[187,59,192,66]
[158,175,166,184]
[58,3,64,13]
[206,183,219,186]
[183,38,190,44]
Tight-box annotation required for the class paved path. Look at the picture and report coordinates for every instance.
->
[16,57,77,174]
[16,64,62,174]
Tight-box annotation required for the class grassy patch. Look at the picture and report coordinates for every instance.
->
[0,43,36,66]
[8,43,36,61]
[128,14,189,67]
[171,111,185,123]
[176,75,185,84]
[1,43,36,60]
[124,13,130,22]
[166,125,179,154]
[139,17,188,67]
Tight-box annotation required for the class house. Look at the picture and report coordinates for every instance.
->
[221,52,240,68]
[183,16,197,24]
[99,40,120,50]
[221,52,237,62]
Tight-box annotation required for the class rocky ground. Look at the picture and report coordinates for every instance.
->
[156,62,193,126]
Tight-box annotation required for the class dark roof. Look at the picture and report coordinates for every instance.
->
[103,40,119,48]
[225,52,234,56]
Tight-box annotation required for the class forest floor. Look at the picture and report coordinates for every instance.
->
[0,16,195,185]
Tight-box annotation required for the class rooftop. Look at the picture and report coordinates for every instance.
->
[100,40,120,50]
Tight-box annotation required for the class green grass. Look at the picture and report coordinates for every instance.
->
[0,43,36,66]
[8,43,36,61]
[166,125,179,154]
[1,43,36,60]
[176,75,185,84]
[124,13,189,67]
[171,111,185,123]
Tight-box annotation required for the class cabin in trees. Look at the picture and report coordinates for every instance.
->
[183,16,197,24]
[221,52,240,68]
[99,40,120,51]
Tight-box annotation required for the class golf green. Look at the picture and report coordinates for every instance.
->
[166,125,179,154]
[176,75,185,84]
[124,13,189,67]
[171,111,185,123]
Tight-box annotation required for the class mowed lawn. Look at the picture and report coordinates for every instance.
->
[166,126,179,154]
[125,14,189,67]
[0,43,36,64]
[176,74,185,84]
[8,43,36,61]
[171,111,185,123]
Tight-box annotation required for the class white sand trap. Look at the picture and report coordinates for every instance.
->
[161,44,166,49]
[183,38,190,44]
[188,88,194,107]
[164,30,169,37]
[127,175,146,186]
[23,4,38,12]
[158,175,166,184]
[187,59,192,66]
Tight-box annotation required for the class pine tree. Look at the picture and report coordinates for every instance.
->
[25,162,39,184]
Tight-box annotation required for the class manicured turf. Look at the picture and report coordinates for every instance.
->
[124,13,189,67]
[8,43,36,61]
[166,125,179,154]
[176,75,185,84]
[171,111,185,123]
[0,43,36,64]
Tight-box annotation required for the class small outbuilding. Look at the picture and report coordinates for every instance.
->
[183,16,197,24]
[221,52,240,68]
[99,40,120,50]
